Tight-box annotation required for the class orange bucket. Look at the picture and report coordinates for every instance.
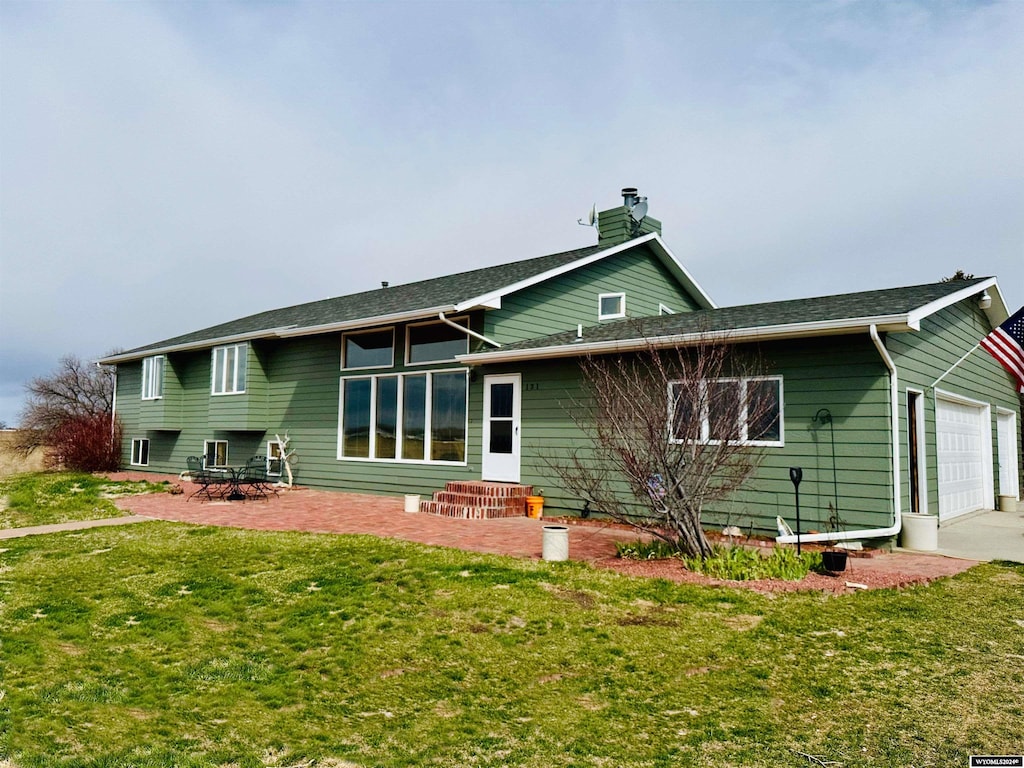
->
[526,496,545,519]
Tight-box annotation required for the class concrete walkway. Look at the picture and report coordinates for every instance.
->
[0,515,152,540]
[936,508,1024,562]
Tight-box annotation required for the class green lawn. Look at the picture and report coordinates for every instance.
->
[0,473,166,529]
[0,519,1021,767]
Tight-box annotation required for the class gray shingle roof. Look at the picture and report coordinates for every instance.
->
[467,277,992,357]
[113,244,607,359]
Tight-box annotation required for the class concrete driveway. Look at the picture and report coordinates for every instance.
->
[936,508,1024,562]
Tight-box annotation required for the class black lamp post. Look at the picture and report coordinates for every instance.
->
[789,467,803,555]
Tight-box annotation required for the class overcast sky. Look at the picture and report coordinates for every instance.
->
[1,0,1021,426]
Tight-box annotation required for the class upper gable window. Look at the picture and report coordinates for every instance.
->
[212,344,247,395]
[659,303,675,315]
[344,328,394,370]
[141,356,164,399]
[599,293,626,320]
[406,318,469,365]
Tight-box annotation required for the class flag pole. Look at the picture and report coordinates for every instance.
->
[930,341,982,389]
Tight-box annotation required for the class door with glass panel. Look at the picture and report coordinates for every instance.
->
[482,374,521,482]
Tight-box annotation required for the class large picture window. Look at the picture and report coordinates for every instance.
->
[669,376,783,446]
[406,319,469,365]
[141,356,164,399]
[343,328,394,370]
[339,370,467,463]
[212,344,247,395]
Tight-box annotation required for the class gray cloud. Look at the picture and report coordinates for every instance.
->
[1,0,1021,426]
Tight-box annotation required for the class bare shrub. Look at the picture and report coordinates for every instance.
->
[549,329,776,559]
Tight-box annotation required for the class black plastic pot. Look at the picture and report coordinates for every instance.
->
[821,549,848,573]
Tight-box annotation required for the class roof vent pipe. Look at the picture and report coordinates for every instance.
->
[381,281,389,289]
[621,187,639,208]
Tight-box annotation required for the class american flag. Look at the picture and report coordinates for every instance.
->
[981,305,1024,394]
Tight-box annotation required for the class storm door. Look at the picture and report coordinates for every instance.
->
[482,374,521,482]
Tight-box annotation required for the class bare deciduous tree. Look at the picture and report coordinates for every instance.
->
[549,331,777,559]
[16,355,121,471]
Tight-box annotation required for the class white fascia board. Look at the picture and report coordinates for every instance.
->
[457,314,914,365]
[97,326,298,365]
[99,305,459,364]
[453,234,717,313]
[275,306,455,339]
[645,235,718,310]
[907,277,1008,329]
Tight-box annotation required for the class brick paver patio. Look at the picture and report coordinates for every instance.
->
[104,472,977,591]
[107,473,633,563]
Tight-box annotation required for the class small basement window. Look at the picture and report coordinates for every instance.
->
[598,293,626,320]
[203,440,229,468]
[130,438,150,466]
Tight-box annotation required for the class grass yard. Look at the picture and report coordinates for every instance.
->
[0,473,166,530]
[0,520,1021,768]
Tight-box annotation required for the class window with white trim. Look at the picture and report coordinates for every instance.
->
[406,319,469,365]
[130,438,150,466]
[267,439,284,476]
[212,344,247,395]
[343,328,394,370]
[669,376,783,446]
[141,356,164,399]
[203,440,229,468]
[658,303,675,315]
[339,369,468,463]
[598,293,626,320]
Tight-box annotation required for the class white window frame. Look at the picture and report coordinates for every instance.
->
[203,440,229,468]
[337,368,469,465]
[211,344,247,395]
[141,356,164,400]
[405,317,470,366]
[598,292,626,320]
[658,303,675,315]
[668,375,784,447]
[342,327,395,371]
[130,438,150,466]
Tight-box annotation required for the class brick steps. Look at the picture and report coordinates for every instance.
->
[421,481,534,519]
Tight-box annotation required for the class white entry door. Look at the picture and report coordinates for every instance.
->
[936,395,991,521]
[997,409,1021,500]
[482,374,521,482]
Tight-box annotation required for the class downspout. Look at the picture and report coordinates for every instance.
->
[108,365,118,446]
[777,324,903,545]
[438,311,501,348]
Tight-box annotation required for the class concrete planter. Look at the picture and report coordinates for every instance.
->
[542,525,569,561]
[901,513,938,551]
[404,494,421,513]
[998,495,1018,513]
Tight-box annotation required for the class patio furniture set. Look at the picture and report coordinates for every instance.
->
[185,456,280,502]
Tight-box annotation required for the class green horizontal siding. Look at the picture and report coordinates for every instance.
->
[485,245,702,344]
[482,334,894,536]
[889,299,1023,515]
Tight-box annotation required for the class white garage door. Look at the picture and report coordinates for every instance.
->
[936,397,988,521]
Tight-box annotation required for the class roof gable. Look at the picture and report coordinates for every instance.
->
[101,236,714,363]
[460,277,1006,363]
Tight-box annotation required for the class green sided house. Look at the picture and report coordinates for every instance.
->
[100,189,1022,546]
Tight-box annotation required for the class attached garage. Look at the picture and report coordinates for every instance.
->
[936,393,993,521]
